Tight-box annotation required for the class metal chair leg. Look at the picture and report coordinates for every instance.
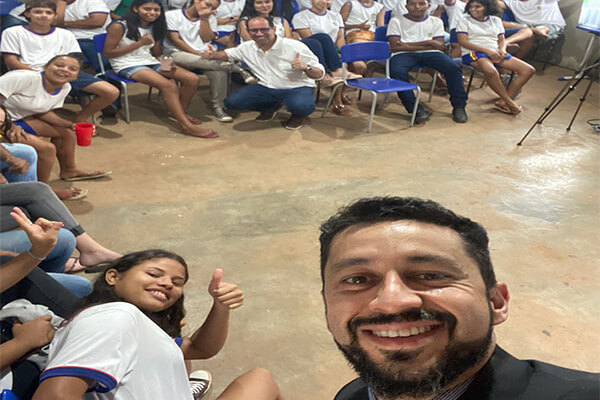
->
[411,87,422,127]
[367,91,377,132]
[428,72,437,102]
[119,82,130,124]
[321,82,344,117]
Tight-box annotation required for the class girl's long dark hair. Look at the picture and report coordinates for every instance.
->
[124,0,168,43]
[240,0,278,20]
[465,0,499,18]
[73,249,189,337]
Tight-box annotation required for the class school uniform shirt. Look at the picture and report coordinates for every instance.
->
[292,9,344,43]
[344,0,385,33]
[390,0,442,18]
[224,37,323,89]
[108,23,160,73]
[40,302,193,400]
[503,0,565,29]
[387,14,445,54]
[164,8,218,54]
[0,26,81,71]
[64,0,112,40]
[0,70,70,121]
[215,0,245,32]
[444,0,466,30]
[456,15,504,55]
[331,0,350,13]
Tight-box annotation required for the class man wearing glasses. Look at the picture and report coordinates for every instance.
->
[202,15,325,130]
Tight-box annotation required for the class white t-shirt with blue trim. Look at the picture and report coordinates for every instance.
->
[41,302,192,400]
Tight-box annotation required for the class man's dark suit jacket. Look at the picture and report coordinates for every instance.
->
[334,347,599,400]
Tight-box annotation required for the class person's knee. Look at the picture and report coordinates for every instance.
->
[85,81,119,100]
[36,141,57,158]
[28,181,55,198]
[288,98,315,116]
[11,144,38,166]
[56,228,76,253]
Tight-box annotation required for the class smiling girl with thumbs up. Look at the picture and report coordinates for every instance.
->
[32,249,283,400]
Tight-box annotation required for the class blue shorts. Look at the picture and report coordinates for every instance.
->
[70,71,103,97]
[117,64,160,79]
[12,120,36,135]
[450,28,458,43]
[462,51,512,66]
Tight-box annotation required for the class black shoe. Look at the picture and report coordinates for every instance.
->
[255,106,280,122]
[414,108,432,124]
[101,104,118,118]
[284,115,305,130]
[452,107,468,123]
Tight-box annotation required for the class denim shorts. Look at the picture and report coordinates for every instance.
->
[117,64,161,79]
[69,71,102,97]
[462,51,512,66]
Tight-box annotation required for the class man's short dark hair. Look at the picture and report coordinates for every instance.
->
[319,197,497,289]
[248,15,275,28]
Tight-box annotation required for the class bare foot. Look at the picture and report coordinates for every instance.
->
[79,249,122,267]
[60,169,111,181]
[182,126,219,138]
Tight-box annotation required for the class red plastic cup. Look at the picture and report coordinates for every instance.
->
[74,123,93,146]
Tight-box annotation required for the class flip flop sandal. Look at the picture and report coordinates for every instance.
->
[58,187,88,200]
[62,171,112,182]
[493,102,513,115]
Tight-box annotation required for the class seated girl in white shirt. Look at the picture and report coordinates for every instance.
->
[456,0,535,115]
[103,0,219,138]
[0,55,111,193]
[214,0,246,47]
[237,0,293,42]
[32,249,284,400]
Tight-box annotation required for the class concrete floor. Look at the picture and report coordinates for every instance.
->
[58,64,599,399]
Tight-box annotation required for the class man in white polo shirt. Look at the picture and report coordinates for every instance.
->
[201,16,325,130]
[387,0,468,123]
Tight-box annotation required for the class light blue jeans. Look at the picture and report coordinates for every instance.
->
[0,229,92,297]
[0,143,38,182]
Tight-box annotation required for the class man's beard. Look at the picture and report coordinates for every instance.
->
[335,308,493,399]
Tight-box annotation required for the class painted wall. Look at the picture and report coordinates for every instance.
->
[558,0,598,70]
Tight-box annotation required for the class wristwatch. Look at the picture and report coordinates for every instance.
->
[304,64,312,72]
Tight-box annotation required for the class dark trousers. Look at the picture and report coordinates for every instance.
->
[389,51,467,113]
[225,84,315,117]
[301,33,342,72]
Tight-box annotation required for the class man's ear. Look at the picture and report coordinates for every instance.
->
[104,269,121,286]
[489,282,509,326]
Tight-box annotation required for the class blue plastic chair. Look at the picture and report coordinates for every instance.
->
[0,0,21,16]
[0,389,20,400]
[93,33,138,123]
[322,41,421,131]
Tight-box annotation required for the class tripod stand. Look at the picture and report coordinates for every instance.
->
[517,61,599,145]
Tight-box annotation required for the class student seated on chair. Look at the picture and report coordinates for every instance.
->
[0,56,111,185]
[53,0,113,73]
[292,0,362,116]
[164,0,258,123]
[0,0,120,125]
[387,0,468,124]
[237,0,293,43]
[442,0,467,57]
[201,16,325,130]
[214,0,245,48]
[103,0,219,138]
[497,0,565,59]
[457,0,535,115]
[339,0,385,76]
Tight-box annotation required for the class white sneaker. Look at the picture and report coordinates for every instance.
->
[214,107,233,122]
[189,370,212,400]
[239,69,258,84]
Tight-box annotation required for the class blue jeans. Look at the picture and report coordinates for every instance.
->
[47,273,92,297]
[301,33,341,72]
[225,84,315,117]
[0,228,75,273]
[0,144,38,182]
[389,51,467,113]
